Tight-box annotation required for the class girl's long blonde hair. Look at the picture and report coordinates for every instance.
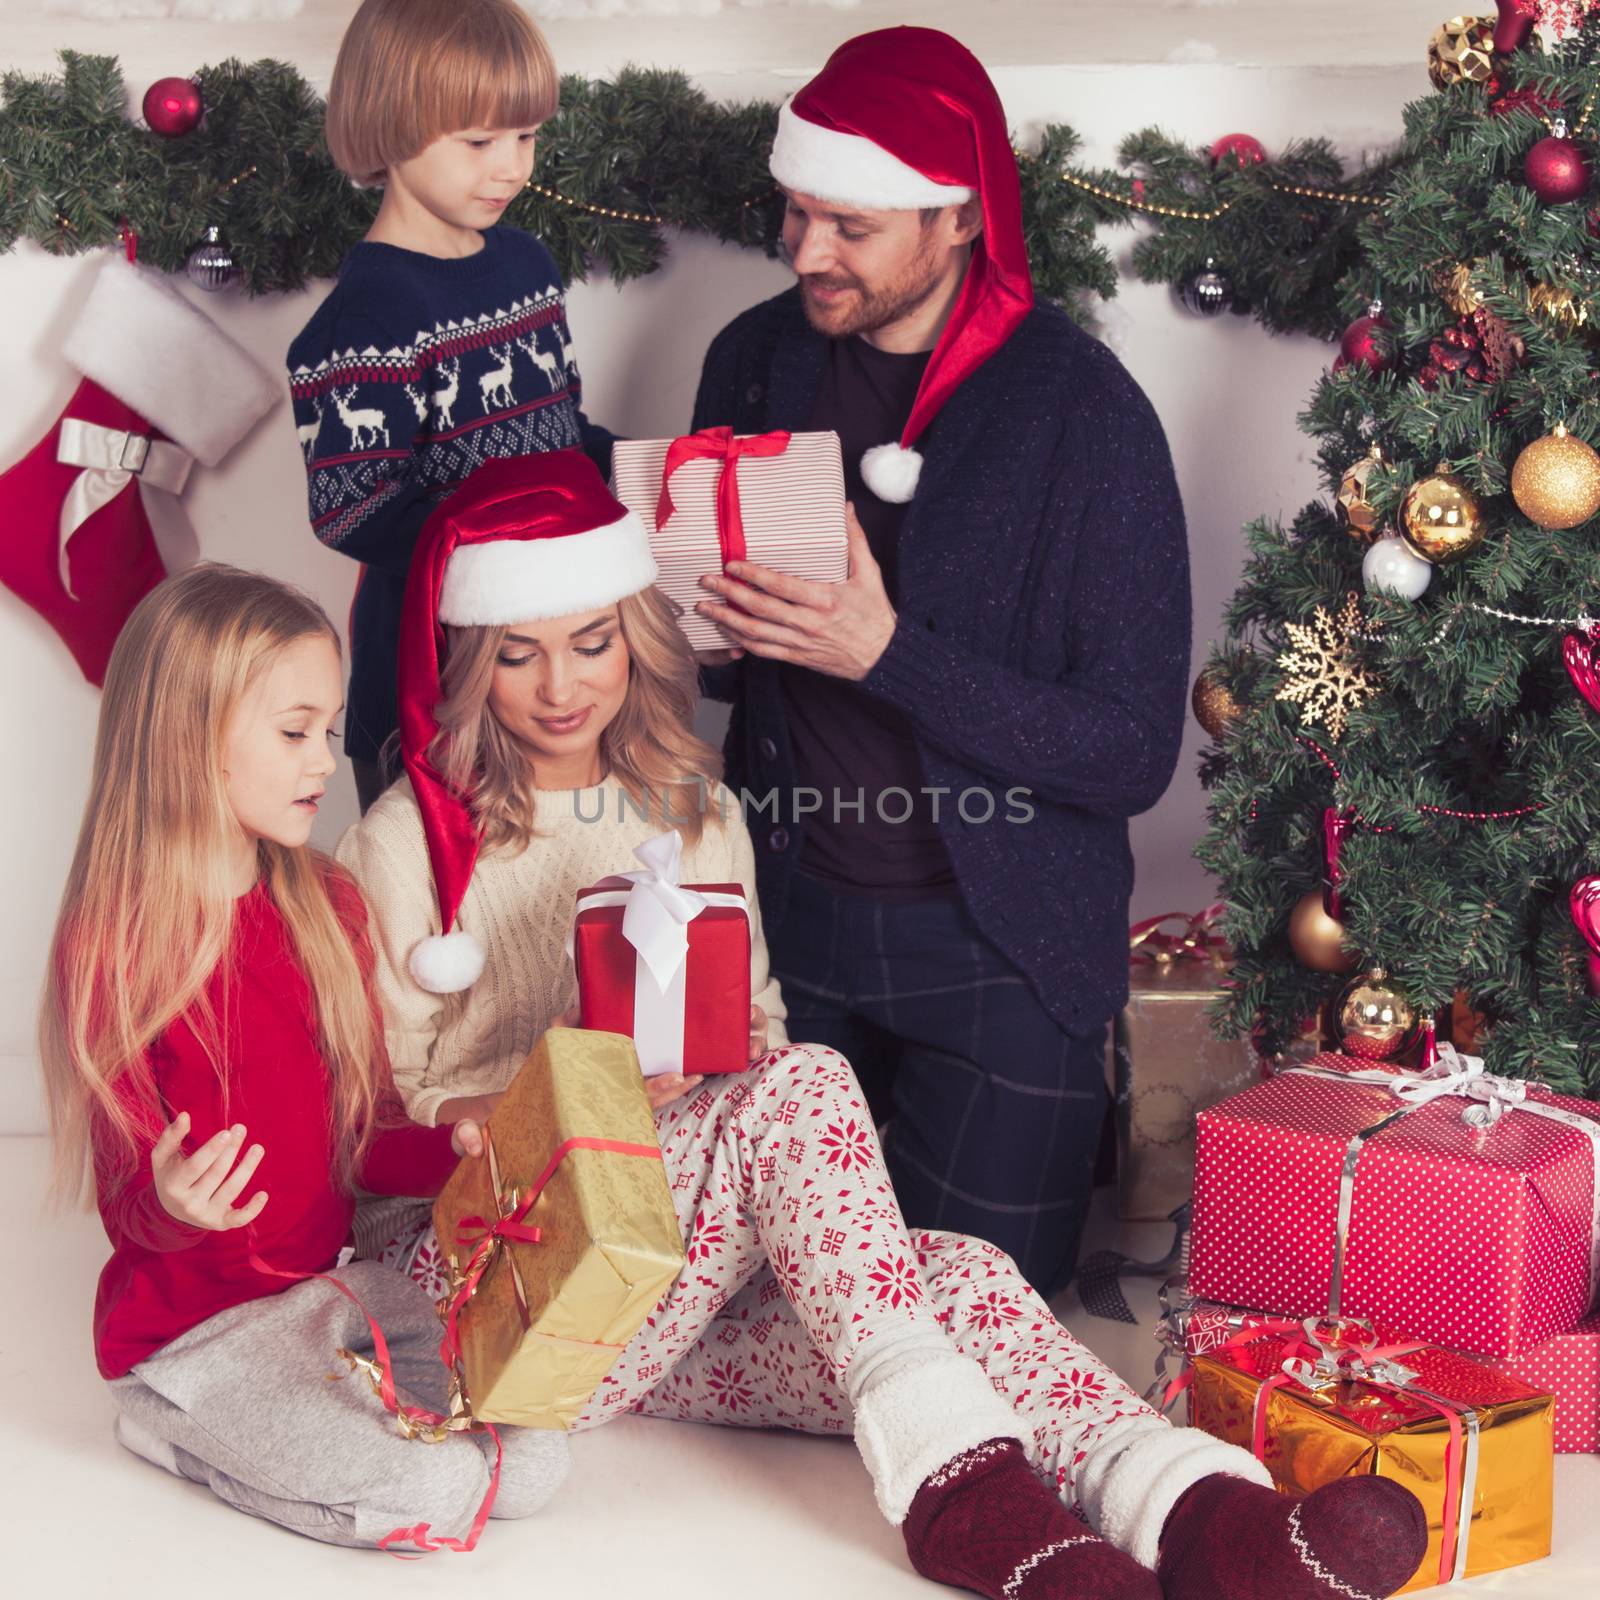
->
[41,564,384,1202]
[429,585,724,856]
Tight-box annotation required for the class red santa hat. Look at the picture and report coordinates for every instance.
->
[768,27,1034,504]
[398,451,658,994]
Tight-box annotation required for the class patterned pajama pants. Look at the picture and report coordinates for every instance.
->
[387,1043,1163,1511]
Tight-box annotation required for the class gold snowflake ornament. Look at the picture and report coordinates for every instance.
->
[1274,592,1379,741]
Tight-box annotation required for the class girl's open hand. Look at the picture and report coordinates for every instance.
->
[645,1072,703,1111]
[151,1111,268,1230]
[748,1004,770,1063]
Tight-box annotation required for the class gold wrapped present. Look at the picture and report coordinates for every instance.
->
[1188,1322,1554,1591]
[433,1027,685,1429]
[1114,909,1258,1220]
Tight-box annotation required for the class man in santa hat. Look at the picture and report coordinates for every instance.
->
[693,27,1191,1297]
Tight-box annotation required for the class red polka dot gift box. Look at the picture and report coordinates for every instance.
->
[1189,1050,1600,1360]
[1487,1308,1600,1454]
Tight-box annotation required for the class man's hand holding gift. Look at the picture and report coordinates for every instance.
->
[695,504,896,682]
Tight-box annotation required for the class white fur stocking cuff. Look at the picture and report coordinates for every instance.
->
[850,1354,1030,1526]
[1074,1415,1274,1569]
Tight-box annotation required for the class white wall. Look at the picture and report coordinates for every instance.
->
[0,11,1426,1129]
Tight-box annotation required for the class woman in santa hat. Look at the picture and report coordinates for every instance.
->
[337,450,1427,1600]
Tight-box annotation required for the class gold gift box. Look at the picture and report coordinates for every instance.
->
[433,1027,685,1429]
[1189,1335,1553,1591]
[1113,960,1259,1221]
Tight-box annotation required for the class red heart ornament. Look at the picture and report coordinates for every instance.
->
[1563,632,1600,715]
[1573,876,1600,960]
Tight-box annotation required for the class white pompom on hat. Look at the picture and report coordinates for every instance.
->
[768,28,1035,504]
[398,452,658,993]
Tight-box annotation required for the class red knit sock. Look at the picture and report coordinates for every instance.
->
[1157,1473,1429,1600]
[902,1439,1161,1600]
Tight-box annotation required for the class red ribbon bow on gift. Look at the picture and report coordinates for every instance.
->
[656,426,792,567]
[1128,904,1229,968]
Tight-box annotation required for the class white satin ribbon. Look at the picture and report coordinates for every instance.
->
[569,831,750,1077]
[56,418,192,598]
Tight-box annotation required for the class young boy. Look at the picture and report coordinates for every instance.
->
[288,0,613,810]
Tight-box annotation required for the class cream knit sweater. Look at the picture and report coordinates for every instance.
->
[337,777,789,1127]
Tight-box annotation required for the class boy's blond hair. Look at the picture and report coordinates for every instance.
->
[326,0,560,186]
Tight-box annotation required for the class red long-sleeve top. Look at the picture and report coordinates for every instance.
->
[91,871,459,1378]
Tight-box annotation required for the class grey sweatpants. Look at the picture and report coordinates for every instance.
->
[108,1260,568,1549]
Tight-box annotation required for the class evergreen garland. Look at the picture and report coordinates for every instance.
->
[2,49,1394,332]
[1193,18,1600,1094]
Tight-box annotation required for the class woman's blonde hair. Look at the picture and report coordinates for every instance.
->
[326,0,560,187]
[40,564,385,1204]
[429,586,724,856]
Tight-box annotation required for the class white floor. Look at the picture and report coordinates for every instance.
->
[4,1135,1595,1598]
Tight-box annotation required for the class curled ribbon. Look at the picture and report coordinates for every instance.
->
[55,418,192,599]
[1128,903,1229,969]
[655,425,791,568]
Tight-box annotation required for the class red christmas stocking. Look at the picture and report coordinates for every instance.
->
[0,251,280,685]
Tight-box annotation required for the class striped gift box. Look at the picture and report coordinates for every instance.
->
[610,431,848,652]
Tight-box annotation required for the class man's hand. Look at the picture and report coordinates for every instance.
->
[150,1111,268,1231]
[694,646,745,667]
[694,504,896,681]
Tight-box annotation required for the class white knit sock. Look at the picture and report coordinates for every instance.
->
[1073,1414,1274,1568]
[849,1351,1031,1526]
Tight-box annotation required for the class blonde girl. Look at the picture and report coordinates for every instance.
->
[42,563,566,1548]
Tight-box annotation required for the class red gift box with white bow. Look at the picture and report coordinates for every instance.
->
[1189,1049,1600,1358]
[571,831,751,1077]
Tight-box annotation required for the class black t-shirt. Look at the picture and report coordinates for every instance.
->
[779,335,958,898]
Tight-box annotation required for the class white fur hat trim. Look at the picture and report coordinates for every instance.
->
[770,100,973,212]
[860,442,924,504]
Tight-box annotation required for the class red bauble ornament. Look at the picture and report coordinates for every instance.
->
[1340,308,1393,373]
[1210,133,1267,169]
[142,77,204,139]
[1572,878,1600,996]
[1564,630,1600,713]
[1526,131,1590,204]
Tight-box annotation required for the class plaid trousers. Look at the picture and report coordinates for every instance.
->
[767,871,1109,1296]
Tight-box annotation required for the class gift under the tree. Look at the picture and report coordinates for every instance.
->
[609,426,847,652]
[1185,1320,1553,1591]
[1486,1308,1600,1453]
[1114,908,1260,1221]
[572,830,751,1077]
[1190,1048,1600,1357]
[433,1027,684,1430]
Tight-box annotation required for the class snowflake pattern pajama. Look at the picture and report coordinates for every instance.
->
[384,1043,1263,1557]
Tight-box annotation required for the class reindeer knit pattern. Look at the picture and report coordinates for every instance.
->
[287,226,605,761]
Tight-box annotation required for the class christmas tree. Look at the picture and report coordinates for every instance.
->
[1195,1,1600,1095]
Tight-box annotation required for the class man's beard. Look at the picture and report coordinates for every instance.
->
[797,237,948,340]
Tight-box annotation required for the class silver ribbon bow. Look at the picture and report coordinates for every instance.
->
[56,418,192,598]
[1391,1041,1529,1129]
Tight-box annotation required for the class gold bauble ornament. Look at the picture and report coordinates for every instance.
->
[1427,16,1496,90]
[1288,889,1361,974]
[1401,466,1485,563]
[1438,260,1485,318]
[1511,423,1600,530]
[1528,281,1589,333]
[1333,967,1419,1062]
[1191,665,1244,739]
[1336,444,1385,538]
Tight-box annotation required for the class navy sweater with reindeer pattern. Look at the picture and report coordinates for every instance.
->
[287,226,613,763]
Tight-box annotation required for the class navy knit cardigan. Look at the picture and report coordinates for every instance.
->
[693,287,1193,1037]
